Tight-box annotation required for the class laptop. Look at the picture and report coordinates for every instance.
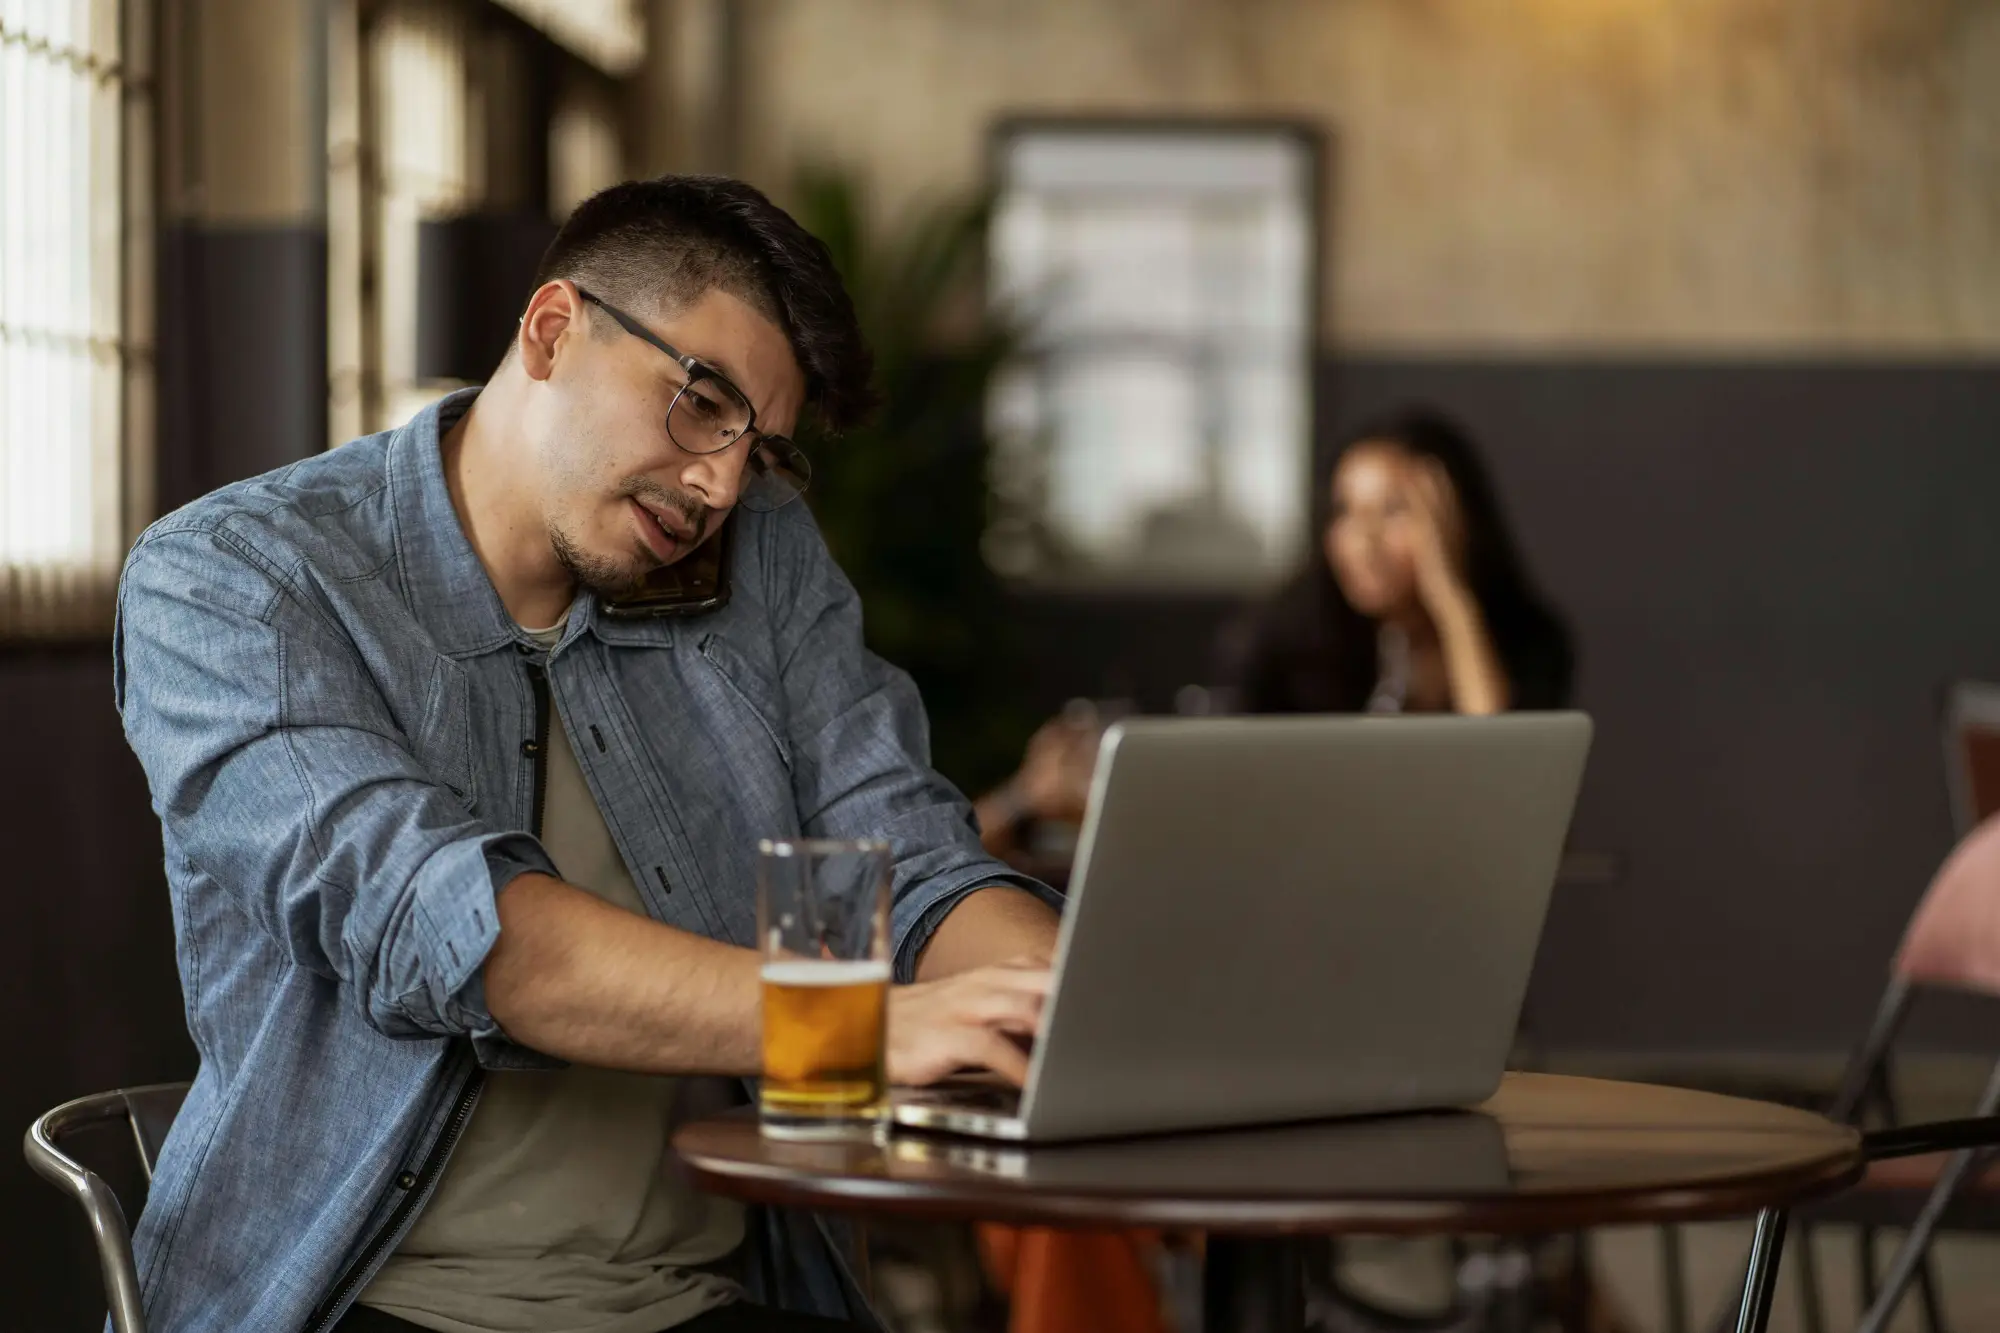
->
[891,712,1593,1142]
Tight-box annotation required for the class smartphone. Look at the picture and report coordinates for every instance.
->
[600,514,735,619]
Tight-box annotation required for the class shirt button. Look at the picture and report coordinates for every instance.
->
[395,1171,417,1190]
[520,739,540,758]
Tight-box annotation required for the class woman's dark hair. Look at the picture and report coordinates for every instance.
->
[534,175,878,431]
[1223,406,1574,713]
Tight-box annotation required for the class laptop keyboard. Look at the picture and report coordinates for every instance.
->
[896,1082,1023,1115]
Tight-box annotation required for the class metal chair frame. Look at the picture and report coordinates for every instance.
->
[1797,994,2000,1333]
[1703,680,2000,1333]
[1730,1114,2000,1333]
[22,1082,191,1333]
[1940,680,2000,841]
[1795,982,1992,1332]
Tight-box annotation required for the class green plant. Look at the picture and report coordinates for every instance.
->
[789,166,1035,793]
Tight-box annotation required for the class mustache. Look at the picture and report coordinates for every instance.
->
[620,479,710,545]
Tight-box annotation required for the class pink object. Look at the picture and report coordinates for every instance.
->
[1895,811,2000,995]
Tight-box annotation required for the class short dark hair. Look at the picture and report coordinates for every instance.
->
[533,175,878,431]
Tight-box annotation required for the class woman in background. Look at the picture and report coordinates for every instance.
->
[1224,407,1628,1332]
[1226,406,1573,716]
[978,408,1594,1333]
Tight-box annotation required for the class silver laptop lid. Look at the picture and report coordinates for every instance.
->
[1016,713,1592,1141]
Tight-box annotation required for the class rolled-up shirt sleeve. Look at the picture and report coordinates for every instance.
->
[116,525,555,1051]
[760,506,1063,982]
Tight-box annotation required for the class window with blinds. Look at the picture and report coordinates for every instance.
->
[986,124,1318,590]
[0,0,152,637]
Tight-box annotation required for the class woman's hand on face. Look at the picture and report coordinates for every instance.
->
[1398,459,1473,618]
[1394,458,1510,714]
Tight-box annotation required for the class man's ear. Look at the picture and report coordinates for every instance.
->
[517,280,583,383]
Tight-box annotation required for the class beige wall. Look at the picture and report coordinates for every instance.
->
[733,0,2000,353]
[160,0,323,223]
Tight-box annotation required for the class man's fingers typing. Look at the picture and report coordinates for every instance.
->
[886,964,1054,1086]
[965,1028,1032,1086]
[959,983,1044,1030]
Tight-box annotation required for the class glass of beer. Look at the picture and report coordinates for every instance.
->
[757,838,892,1138]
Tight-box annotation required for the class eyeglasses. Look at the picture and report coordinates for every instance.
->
[575,286,811,513]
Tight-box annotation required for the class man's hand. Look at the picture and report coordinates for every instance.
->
[888,960,1051,1086]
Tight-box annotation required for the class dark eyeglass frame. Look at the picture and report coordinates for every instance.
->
[573,286,811,509]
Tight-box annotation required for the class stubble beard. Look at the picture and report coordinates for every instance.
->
[547,478,711,599]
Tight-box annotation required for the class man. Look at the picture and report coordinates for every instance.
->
[115,176,1062,1333]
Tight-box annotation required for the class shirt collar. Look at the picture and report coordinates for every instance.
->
[386,389,530,658]
[388,389,679,656]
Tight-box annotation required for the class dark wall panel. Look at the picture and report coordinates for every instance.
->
[1326,358,2000,1053]
[157,224,329,513]
[0,650,196,1333]
[1005,590,1245,716]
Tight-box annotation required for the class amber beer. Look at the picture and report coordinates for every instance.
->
[759,959,890,1126]
[756,837,891,1136]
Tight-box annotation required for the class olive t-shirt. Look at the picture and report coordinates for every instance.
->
[358,618,744,1333]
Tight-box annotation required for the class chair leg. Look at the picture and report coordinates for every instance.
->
[1658,1225,1690,1333]
[1791,1220,1825,1333]
[1854,1146,1993,1333]
[1915,1248,1951,1333]
[1855,1057,2000,1333]
[1858,1225,1880,1310]
[1732,1209,1791,1333]
[1829,982,1913,1122]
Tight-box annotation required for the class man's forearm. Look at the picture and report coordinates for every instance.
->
[916,885,1062,982]
[483,873,762,1075]
[483,876,1059,1073]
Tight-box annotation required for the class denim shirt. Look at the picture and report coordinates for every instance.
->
[113,391,1057,1333]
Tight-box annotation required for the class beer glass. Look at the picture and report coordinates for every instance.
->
[756,838,892,1137]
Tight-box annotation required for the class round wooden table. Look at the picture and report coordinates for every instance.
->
[674,1073,1864,1333]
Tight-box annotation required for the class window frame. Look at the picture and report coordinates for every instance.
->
[0,0,156,640]
[982,114,1326,593]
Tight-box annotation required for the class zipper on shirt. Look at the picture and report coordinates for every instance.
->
[301,663,554,1332]
[301,1063,483,1333]
[524,660,551,837]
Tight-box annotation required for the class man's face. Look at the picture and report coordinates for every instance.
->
[525,283,806,597]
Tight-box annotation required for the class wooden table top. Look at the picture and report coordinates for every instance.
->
[672,1073,1864,1235]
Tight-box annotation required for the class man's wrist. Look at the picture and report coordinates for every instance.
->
[915,884,1062,981]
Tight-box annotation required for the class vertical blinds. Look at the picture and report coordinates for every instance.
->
[0,0,150,637]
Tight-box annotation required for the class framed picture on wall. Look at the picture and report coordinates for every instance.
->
[984,118,1323,590]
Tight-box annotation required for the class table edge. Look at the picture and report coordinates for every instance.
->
[676,1134,1866,1236]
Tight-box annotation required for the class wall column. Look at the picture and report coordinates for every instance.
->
[156,0,327,509]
